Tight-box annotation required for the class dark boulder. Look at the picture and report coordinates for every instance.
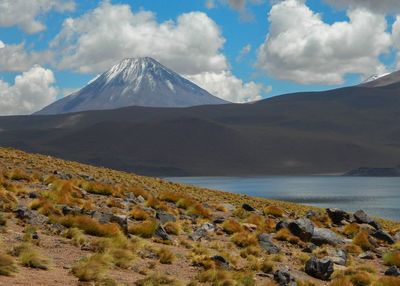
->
[305,257,334,280]
[276,221,289,231]
[273,268,297,286]
[303,243,317,253]
[91,211,128,233]
[211,255,229,269]
[354,210,380,230]
[288,218,314,241]
[326,208,350,225]
[155,225,171,241]
[242,203,257,212]
[258,233,280,254]
[385,266,400,277]
[371,229,395,244]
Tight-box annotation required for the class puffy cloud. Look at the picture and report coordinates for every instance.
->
[256,0,391,85]
[236,44,252,62]
[0,65,58,115]
[324,0,400,14]
[392,17,400,68]
[52,1,227,75]
[187,71,270,103]
[0,41,53,72]
[0,0,75,34]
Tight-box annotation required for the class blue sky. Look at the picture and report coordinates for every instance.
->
[1,0,400,114]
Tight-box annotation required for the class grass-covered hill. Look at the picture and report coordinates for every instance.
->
[0,147,399,285]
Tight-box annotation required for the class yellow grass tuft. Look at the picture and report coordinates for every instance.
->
[128,219,158,238]
[353,230,375,251]
[383,251,400,267]
[56,215,121,237]
[0,253,18,276]
[72,253,112,281]
[222,219,243,234]
[264,205,284,217]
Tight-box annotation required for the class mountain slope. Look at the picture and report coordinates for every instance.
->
[36,57,227,115]
[2,79,400,176]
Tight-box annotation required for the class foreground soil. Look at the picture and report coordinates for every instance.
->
[0,147,399,286]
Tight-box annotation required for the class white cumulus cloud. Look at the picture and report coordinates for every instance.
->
[206,0,263,20]
[0,0,75,34]
[51,1,227,75]
[256,0,391,85]
[0,41,53,72]
[0,65,58,115]
[187,71,270,103]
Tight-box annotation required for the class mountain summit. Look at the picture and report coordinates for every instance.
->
[36,57,227,115]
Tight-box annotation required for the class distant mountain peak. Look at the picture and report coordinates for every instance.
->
[361,70,400,88]
[36,57,227,115]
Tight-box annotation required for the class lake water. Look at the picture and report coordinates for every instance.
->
[166,176,400,222]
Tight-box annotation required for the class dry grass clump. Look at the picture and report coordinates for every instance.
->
[373,276,400,286]
[0,188,18,211]
[345,243,362,255]
[79,181,114,196]
[106,198,124,209]
[231,232,258,248]
[275,228,300,244]
[72,253,112,281]
[6,169,31,181]
[29,197,61,216]
[0,253,18,276]
[0,212,7,226]
[164,221,181,235]
[353,230,375,251]
[19,245,50,270]
[109,247,135,269]
[47,180,83,206]
[56,215,121,237]
[329,277,352,286]
[63,227,87,247]
[343,223,361,238]
[128,219,158,238]
[158,191,181,203]
[158,248,175,264]
[126,186,150,200]
[383,251,400,267]
[263,205,284,217]
[135,273,180,286]
[222,219,243,234]
[130,206,149,221]
[350,271,373,286]
[260,259,274,274]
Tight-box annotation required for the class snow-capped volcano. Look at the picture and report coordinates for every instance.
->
[36,57,227,115]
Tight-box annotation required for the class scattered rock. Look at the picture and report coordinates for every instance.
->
[156,211,176,224]
[242,203,257,212]
[371,229,395,244]
[276,221,289,231]
[385,266,400,277]
[189,223,214,241]
[303,243,317,253]
[358,251,375,260]
[258,233,280,254]
[211,255,229,269]
[288,218,314,241]
[213,217,225,224]
[305,256,334,280]
[91,211,128,233]
[311,227,345,246]
[61,205,82,216]
[327,249,347,266]
[32,232,39,240]
[394,231,400,242]
[154,225,171,241]
[28,192,40,199]
[326,208,350,225]
[354,210,380,230]
[14,206,48,225]
[273,267,297,286]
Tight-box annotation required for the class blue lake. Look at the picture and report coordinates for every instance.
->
[166,176,400,222]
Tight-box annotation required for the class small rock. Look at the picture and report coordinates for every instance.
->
[305,256,334,280]
[156,211,176,224]
[311,227,345,246]
[273,267,297,286]
[189,223,214,241]
[155,225,171,241]
[288,218,314,241]
[276,221,289,231]
[91,211,128,233]
[258,233,281,254]
[327,249,347,266]
[242,203,257,212]
[385,266,400,277]
[394,231,400,242]
[371,229,395,244]
[28,192,40,199]
[302,243,317,253]
[358,251,375,260]
[213,217,225,224]
[353,210,380,230]
[32,232,39,240]
[326,208,350,225]
[305,211,318,219]
[61,205,82,216]
[14,206,48,225]
[211,255,229,269]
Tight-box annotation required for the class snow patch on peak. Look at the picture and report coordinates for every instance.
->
[166,80,175,93]
[363,72,390,84]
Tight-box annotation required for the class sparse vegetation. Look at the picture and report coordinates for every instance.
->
[128,219,158,238]
[56,215,121,237]
[0,253,18,276]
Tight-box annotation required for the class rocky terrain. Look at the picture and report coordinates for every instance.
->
[0,147,399,285]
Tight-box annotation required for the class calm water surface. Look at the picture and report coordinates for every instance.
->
[166,176,400,222]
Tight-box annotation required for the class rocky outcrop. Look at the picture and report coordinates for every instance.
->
[288,218,314,241]
[305,257,334,280]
